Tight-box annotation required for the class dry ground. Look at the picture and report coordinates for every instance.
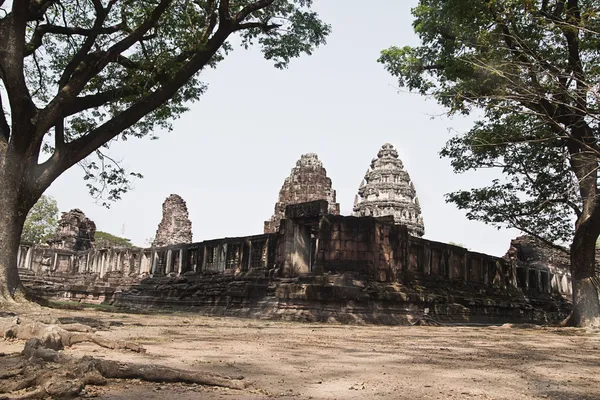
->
[1,307,600,400]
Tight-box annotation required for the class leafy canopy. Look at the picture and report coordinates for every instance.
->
[0,1,330,206]
[379,0,600,246]
[21,195,59,244]
[95,231,133,248]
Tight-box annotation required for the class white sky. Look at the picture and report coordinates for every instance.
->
[45,0,520,256]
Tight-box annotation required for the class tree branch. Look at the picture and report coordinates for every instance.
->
[36,0,173,141]
[234,0,276,23]
[25,23,124,57]
[218,0,230,26]
[236,22,281,31]
[36,25,233,190]
[0,90,9,142]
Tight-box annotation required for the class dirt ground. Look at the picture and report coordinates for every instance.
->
[1,308,599,400]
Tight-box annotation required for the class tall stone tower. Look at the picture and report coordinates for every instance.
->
[353,143,425,237]
[264,153,340,233]
[153,194,193,247]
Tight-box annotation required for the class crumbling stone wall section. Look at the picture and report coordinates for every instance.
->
[504,236,570,269]
[353,143,425,237]
[154,194,193,247]
[264,153,340,233]
[47,209,96,251]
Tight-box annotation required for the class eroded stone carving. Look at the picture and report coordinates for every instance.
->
[153,194,193,247]
[353,143,425,237]
[47,209,96,251]
[264,153,340,233]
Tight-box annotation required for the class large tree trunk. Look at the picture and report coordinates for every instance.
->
[0,148,33,304]
[570,224,600,327]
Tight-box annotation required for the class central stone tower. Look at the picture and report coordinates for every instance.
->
[264,153,340,233]
[353,143,425,237]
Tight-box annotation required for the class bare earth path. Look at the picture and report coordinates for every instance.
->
[1,308,599,400]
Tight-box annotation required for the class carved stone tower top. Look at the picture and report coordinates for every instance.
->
[353,143,425,236]
[47,209,96,251]
[153,194,193,247]
[264,153,340,233]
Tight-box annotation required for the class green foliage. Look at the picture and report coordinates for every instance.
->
[3,0,330,206]
[379,0,600,245]
[21,195,59,244]
[94,231,133,249]
[448,242,469,249]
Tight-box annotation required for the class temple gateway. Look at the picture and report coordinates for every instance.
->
[16,143,573,325]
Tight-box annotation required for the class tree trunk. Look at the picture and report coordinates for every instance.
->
[570,224,600,327]
[0,150,30,304]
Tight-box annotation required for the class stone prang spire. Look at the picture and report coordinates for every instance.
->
[153,194,193,247]
[264,153,340,233]
[353,143,425,237]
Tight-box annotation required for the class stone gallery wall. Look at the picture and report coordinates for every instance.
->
[18,200,572,324]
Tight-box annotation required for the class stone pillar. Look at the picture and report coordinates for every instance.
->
[116,252,122,272]
[423,242,431,275]
[177,249,184,275]
[150,249,157,275]
[25,247,33,271]
[165,250,173,274]
[52,253,58,273]
[281,220,310,277]
[201,245,207,271]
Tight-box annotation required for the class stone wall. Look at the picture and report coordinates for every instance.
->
[18,201,572,325]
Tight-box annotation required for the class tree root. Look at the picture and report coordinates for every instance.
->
[1,318,144,353]
[0,317,248,398]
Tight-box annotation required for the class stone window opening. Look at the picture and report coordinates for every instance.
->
[516,267,527,289]
[250,241,266,269]
[205,246,218,270]
[528,269,538,292]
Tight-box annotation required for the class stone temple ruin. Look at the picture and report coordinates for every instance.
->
[354,143,425,236]
[16,144,574,325]
[153,194,193,247]
[264,153,340,233]
[47,209,96,251]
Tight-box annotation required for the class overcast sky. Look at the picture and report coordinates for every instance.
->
[45,0,520,256]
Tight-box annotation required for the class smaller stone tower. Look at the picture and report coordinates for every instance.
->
[153,194,193,247]
[353,143,425,236]
[47,209,96,251]
[264,153,340,233]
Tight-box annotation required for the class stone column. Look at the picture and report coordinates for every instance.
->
[25,247,33,271]
[148,249,155,275]
[177,249,184,275]
[165,249,172,274]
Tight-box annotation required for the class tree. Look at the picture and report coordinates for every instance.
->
[95,231,133,248]
[20,195,59,244]
[0,0,330,303]
[379,0,600,326]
